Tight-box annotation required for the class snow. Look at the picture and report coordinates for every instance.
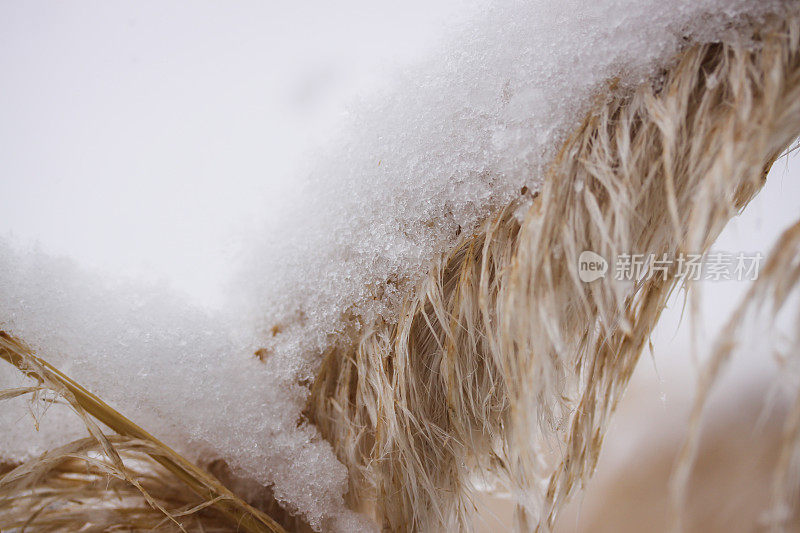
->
[0,0,792,531]
[0,240,370,531]
[237,0,791,414]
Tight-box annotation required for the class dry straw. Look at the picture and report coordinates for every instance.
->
[3,8,800,533]
[310,9,800,532]
[0,332,287,533]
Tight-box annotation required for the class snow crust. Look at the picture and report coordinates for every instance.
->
[1,1,791,530]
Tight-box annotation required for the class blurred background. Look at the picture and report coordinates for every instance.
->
[2,2,799,531]
[0,0,476,308]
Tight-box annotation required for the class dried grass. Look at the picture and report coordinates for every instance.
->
[309,10,800,532]
[2,8,800,533]
[0,332,287,533]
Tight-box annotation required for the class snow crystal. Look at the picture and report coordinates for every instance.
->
[0,240,370,531]
[237,0,792,391]
[1,1,791,531]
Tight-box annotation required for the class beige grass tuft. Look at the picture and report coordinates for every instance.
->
[2,9,800,533]
[309,10,800,532]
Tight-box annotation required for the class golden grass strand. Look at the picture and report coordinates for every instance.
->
[0,331,287,533]
[671,219,800,531]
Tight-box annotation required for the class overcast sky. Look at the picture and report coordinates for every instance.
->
[0,0,476,306]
